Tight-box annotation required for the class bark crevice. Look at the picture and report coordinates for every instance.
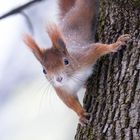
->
[75,0,140,139]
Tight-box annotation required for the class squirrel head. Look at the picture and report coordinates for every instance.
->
[23,24,77,87]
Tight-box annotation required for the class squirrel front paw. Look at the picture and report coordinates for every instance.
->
[117,34,131,43]
[111,34,131,52]
[79,112,91,125]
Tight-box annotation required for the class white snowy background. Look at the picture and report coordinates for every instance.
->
[0,0,84,140]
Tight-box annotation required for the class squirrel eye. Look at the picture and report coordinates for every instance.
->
[43,69,47,75]
[64,59,69,65]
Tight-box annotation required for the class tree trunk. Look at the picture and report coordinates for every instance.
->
[75,0,140,139]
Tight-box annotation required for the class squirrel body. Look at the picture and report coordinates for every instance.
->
[23,0,130,124]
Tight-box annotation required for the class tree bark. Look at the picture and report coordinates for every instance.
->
[75,0,140,139]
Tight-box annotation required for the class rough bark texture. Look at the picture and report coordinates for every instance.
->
[75,0,140,140]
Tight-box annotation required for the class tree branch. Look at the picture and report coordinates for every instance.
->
[21,11,34,34]
[0,0,45,20]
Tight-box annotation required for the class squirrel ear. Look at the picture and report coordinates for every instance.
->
[55,37,67,53]
[47,24,67,54]
[23,34,44,63]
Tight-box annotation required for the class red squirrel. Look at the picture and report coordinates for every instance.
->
[23,0,130,124]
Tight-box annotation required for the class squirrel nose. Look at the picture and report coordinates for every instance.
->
[56,76,63,82]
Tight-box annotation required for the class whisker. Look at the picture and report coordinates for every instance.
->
[37,82,51,114]
[47,83,53,108]
[47,79,54,85]
[37,80,48,92]
[29,79,48,99]
[71,75,85,83]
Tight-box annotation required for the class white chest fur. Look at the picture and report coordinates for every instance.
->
[62,66,93,94]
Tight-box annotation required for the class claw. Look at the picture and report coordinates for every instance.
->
[79,117,89,126]
[117,34,131,42]
[79,112,92,125]
[111,34,131,53]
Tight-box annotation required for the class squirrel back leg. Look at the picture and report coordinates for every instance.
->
[59,0,76,20]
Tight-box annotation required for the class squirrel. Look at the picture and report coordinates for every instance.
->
[23,0,130,124]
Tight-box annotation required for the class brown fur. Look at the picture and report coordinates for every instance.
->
[43,48,65,72]
[55,87,85,117]
[23,0,130,124]
[47,24,64,48]
[81,34,131,67]
[47,24,69,55]
[61,0,99,42]
[23,34,44,63]
[59,0,76,19]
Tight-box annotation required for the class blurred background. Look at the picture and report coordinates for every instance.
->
[0,0,84,139]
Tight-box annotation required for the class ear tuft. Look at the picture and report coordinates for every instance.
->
[47,24,67,52]
[23,34,37,50]
[23,34,44,63]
